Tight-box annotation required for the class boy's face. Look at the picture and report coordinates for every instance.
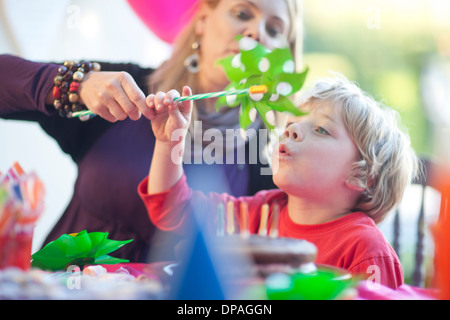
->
[272,102,361,202]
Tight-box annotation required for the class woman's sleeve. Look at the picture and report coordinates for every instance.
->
[0,54,59,116]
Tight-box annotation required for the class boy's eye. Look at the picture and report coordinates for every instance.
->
[315,126,329,135]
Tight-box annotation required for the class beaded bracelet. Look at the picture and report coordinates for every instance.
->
[52,60,101,121]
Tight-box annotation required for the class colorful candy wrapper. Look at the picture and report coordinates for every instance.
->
[0,162,44,270]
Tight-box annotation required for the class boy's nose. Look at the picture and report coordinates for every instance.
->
[283,124,303,142]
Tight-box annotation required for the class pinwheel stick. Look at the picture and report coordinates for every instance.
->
[71,85,268,118]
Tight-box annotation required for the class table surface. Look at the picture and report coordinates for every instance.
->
[0,262,439,300]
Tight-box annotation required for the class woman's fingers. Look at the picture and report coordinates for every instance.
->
[95,106,117,123]
[118,72,146,120]
[93,98,127,123]
[79,71,146,122]
[80,71,192,123]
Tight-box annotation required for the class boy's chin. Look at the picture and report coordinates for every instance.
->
[272,173,284,190]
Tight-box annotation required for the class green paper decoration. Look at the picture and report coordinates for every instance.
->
[31,230,133,271]
[216,35,309,130]
[266,269,356,300]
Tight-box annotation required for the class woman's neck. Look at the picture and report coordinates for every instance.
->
[198,68,228,94]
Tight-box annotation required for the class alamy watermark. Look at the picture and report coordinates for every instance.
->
[66,265,81,290]
[366,6,381,30]
[171,121,282,176]
[66,5,81,30]
[366,265,382,289]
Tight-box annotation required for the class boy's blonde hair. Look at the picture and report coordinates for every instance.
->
[298,74,419,224]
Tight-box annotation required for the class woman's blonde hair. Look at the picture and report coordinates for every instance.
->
[148,0,304,94]
[299,74,419,224]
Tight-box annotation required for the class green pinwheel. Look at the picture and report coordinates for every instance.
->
[216,35,309,130]
[31,230,133,271]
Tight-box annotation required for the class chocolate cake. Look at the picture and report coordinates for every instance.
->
[218,235,317,276]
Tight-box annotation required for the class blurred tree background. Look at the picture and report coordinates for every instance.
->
[302,0,449,156]
[301,0,450,286]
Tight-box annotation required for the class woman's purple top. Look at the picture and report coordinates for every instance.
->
[0,54,276,262]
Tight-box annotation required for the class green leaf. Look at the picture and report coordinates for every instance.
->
[266,47,294,76]
[69,230,92,257]
[94,255,130,265]
[96,238,133,258]
[215,84,243,110]
[273,67,309,96]
[216,56,249,83]
[216,35,310,130]
[240,43,270,75]
[30,231,133,271]
[239,98,253,129]
[254,101,275,130]
[87,231,108,257]
[267,96,307,117]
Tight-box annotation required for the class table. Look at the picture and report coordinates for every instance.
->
[0,262,438,300]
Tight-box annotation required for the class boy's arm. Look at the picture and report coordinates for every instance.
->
[145,86,192,194]
[148,141,184,194]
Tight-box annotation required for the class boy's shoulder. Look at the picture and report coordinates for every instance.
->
[344,212,395,255]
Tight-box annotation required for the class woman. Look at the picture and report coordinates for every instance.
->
[0,0,303,262]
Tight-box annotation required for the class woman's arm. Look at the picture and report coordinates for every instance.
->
[0,54,153,122]
[0,54,59,116]
[0,55,155,162]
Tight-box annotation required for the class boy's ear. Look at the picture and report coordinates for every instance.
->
[344,177,366,192]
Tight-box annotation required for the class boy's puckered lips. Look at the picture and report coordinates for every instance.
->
[278,143,292,157]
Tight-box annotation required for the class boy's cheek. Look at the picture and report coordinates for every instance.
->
[271,152,280,175]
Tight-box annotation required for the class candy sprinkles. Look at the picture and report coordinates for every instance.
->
[73,35,309,130]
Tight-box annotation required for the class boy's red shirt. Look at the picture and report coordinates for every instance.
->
[139,174,403,289]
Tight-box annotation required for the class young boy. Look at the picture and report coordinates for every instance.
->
[138,75,418,289]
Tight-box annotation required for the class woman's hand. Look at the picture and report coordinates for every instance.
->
[78,71,148,122]
[145,86,193,144]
